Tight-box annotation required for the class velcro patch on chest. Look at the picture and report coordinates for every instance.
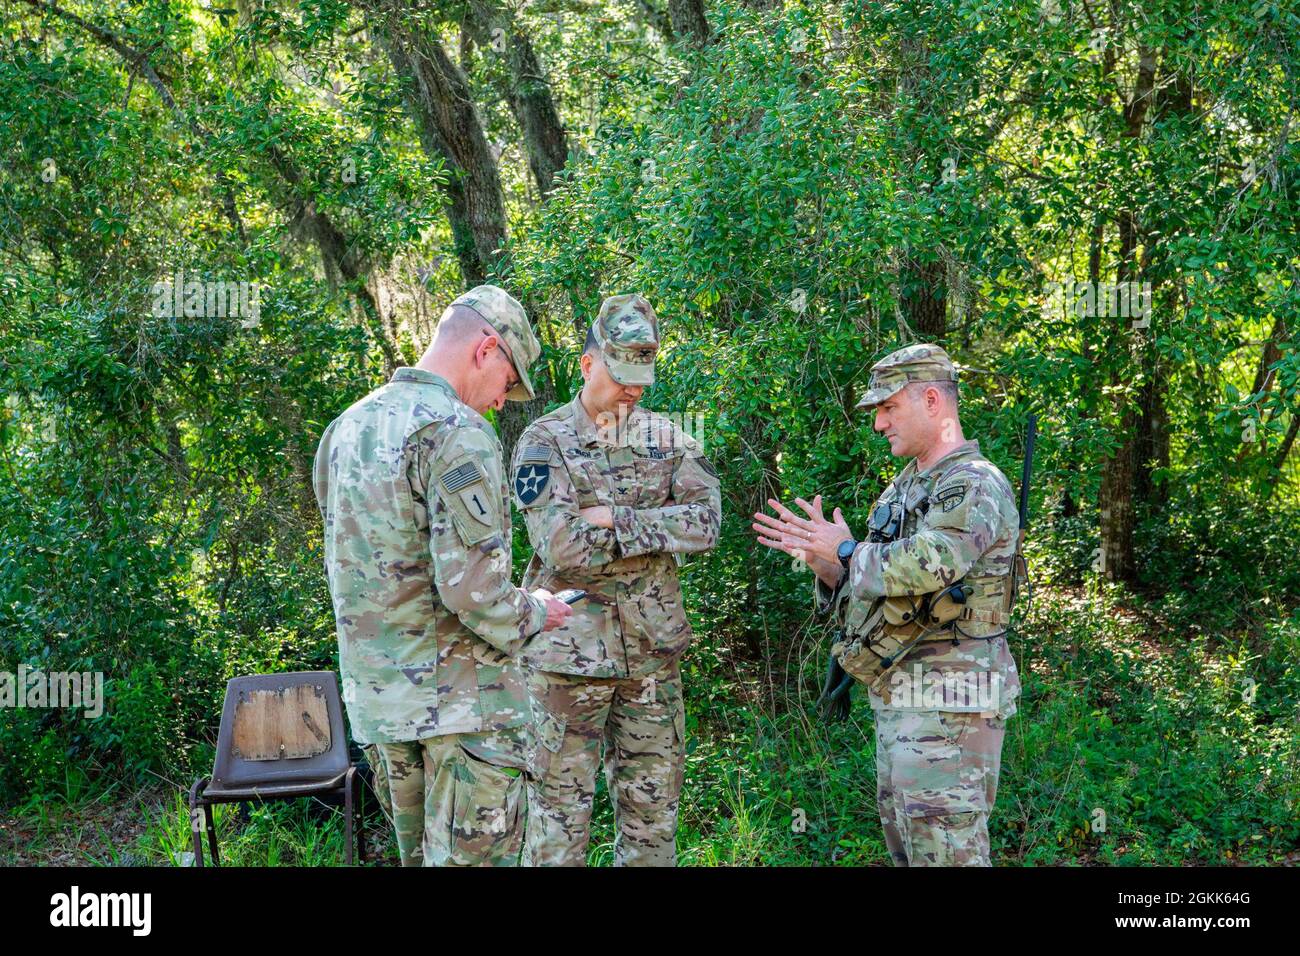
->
[932,482,968,513]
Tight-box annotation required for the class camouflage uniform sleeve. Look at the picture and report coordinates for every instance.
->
[422,423,547,654]
[813,572,847,616]
[847,471,1008,601]
[311,419,335,521]
[512,428,620,570]
[612,436,722,559]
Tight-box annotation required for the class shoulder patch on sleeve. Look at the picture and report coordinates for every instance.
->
[440,460,485,494]
[514,462,551,506]
[932,481,968,513]
[439,458,496,541]
[519,444,552,465]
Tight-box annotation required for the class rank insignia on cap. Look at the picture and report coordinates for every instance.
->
[514,463,550,506]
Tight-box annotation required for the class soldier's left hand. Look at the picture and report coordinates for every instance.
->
[752,494,853,569]
[578,505,614,529]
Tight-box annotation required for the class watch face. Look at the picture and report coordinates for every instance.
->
[838,539,856,561]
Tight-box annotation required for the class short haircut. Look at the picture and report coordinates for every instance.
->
[436,303,496,346]
[907,380,959,404]
[583,323,599,356]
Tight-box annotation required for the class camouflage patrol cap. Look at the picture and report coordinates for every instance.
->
[856,343,958,409]
[592,293,660,386]
[449,284,540,402]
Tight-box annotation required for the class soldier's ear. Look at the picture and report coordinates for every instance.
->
[579,351,593,380]
[471,333,500,374]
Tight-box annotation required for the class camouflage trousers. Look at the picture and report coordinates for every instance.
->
[873,707,1005,866]
[370,726,527,867]
[523,662,685,867]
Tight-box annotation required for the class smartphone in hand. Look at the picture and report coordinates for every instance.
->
[554,588,587,605]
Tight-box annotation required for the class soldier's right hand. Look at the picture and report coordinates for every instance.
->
[532,588,574,630]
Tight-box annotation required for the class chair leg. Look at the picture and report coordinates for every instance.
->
[204,803,220,866]
[188,778,208,868]
[343,768,356,866]
[355,771,366,864]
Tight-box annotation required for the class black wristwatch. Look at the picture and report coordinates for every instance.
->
[837,538,857,570]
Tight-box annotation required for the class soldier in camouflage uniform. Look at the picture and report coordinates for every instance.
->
[511,294,722,866]
[753,344,1022,866]
[313,285,572,866]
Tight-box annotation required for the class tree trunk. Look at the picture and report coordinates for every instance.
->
[1133,355,1170,506]
[367,2,509,286]
[668,0,710,46]
[1134,58,1194,501]
[901,255,946,340]
[465,1,569,198]
[267,147,405,374]
[894,34,948,343]
[365,2,576,463]
[1240,312,1289,463]
[1098,45,1159,584]
[1098,208,1141,584]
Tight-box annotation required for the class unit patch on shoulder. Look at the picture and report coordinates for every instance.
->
[514,445,552,507]
[932,482,968,513]
[440,460,493,527]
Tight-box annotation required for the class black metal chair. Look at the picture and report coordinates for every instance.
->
[188,671,364,866]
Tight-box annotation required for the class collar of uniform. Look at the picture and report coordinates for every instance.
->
[565,393,652,449]
[568,392,603,448]
[917,439,982,478]
[391,366,457,395]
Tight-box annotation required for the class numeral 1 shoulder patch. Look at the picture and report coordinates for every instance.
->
[440,459,494,529]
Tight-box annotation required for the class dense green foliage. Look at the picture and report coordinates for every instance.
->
[2,1,1298,864]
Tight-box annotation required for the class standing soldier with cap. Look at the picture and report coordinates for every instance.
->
[510,293,722,866]
[752,344,1023,866]
[313,284,573,867]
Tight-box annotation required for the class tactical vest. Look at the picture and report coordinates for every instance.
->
[832,453,1020,694]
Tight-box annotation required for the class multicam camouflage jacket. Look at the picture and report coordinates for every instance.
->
[511,395,722,679]
[816,440,1023,715]
[313,367,547,744]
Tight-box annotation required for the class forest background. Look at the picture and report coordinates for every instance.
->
[2,0,1298,865]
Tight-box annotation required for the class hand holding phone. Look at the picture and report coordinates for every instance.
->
[554,588,587,605]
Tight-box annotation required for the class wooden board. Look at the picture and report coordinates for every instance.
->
[232,686,331,760]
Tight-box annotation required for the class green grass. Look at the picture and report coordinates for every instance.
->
[5,582,1298,867]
